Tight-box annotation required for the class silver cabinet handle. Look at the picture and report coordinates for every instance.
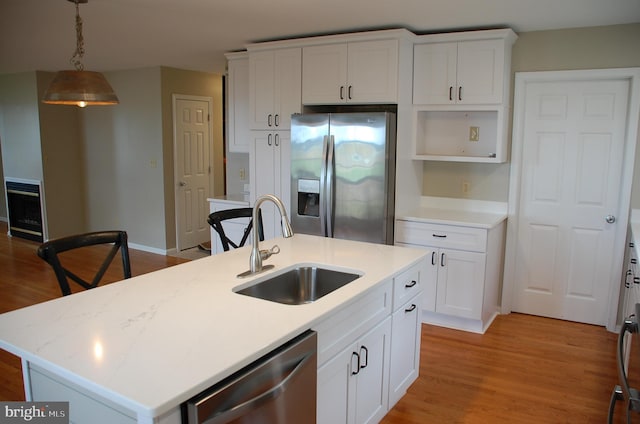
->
[267,134,272,146]
[274,114,279,127]
[348,85,353,100]
[274,133,279,147]
[441,252,446,267]
[605,215,616,224]
[449,86,453,101]
[340,86,345,100]
[458,86,462,101]
[267,114,273,127]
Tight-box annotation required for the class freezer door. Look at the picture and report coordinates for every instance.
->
[330,112,395,244]
[290,114,329,237]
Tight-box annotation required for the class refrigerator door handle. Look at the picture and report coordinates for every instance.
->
[326,135,335,238]
[319,135,329,237]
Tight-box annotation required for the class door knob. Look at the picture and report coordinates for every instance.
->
[178,181,187,187]
[605,215,616,224]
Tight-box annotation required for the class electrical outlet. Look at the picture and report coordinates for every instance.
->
[239,168,246,180]
[462,181,470,194]
[469,126,479,142]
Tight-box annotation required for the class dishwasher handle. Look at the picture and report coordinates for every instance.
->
[202,351,315,424]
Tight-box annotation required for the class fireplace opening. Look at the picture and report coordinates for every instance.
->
[6,181,44,242]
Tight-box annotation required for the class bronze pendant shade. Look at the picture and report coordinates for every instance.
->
[42,70,118,107]
[42,0,118,107]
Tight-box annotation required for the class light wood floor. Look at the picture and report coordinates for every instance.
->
[0,222,628,422]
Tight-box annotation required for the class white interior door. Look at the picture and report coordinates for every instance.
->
[508,73,634,326]
[174,96,212,251]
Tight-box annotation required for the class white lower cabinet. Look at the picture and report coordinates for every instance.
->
[388,264,422,408]
[388,295,421,407]
[317,317,391,424]
[395,218,505,333]
[314,260,425,424]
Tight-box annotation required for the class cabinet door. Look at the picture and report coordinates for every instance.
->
[252,132,276,238]
[226,55,250,153]
[389,295,421,407]
[249,51,276,129]
[317,343,357,424]
[456,39,504,104]
[302,44,348,104]
[354,317,391,424]
[251,131,291,240]
[273,48,301,129]
[413,42,457,105]
[436,248,486,319]
[347,39,398,103]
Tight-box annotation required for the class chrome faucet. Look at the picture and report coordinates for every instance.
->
[242,194,293,276]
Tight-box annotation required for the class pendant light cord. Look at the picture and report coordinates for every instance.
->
[70,0,85,71]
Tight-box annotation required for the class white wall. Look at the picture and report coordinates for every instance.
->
[0,72,43,181]
[82,67,167,250]
[225,151,249,195]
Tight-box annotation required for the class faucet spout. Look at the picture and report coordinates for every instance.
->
[249,194,294,274]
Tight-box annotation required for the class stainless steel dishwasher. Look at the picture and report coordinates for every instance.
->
[184,330,317,424]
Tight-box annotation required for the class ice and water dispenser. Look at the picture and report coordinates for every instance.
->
[296,179,320,217]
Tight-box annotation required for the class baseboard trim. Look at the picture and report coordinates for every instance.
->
[421,310,499,334]
[128,242,169,256]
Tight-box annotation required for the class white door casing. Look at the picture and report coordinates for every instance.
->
[173,95,213,251]
[504,68,640,330]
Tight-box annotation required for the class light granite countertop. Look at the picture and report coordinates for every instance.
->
[398,196,507,229]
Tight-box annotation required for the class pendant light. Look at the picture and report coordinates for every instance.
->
[42,0,118,107]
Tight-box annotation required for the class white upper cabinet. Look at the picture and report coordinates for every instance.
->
[249,48,301,130]
[411,29,517,163]
[225,52,250,153]
[302,39,399,105]
[413,39,505,105]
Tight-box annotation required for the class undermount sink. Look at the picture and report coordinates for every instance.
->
[234,265,362,305]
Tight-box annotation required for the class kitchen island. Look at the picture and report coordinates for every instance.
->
[0,234,427,424]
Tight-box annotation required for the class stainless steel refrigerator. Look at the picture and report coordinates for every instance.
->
[290,112,396,245]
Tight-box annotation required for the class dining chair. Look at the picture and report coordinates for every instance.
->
[207,208,264,252]
[37,230,132,296]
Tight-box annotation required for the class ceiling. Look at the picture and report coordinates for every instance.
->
[1,0,639,76]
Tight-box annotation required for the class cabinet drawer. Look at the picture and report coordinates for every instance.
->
[396,220,487,252]
[393,265,421,311]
